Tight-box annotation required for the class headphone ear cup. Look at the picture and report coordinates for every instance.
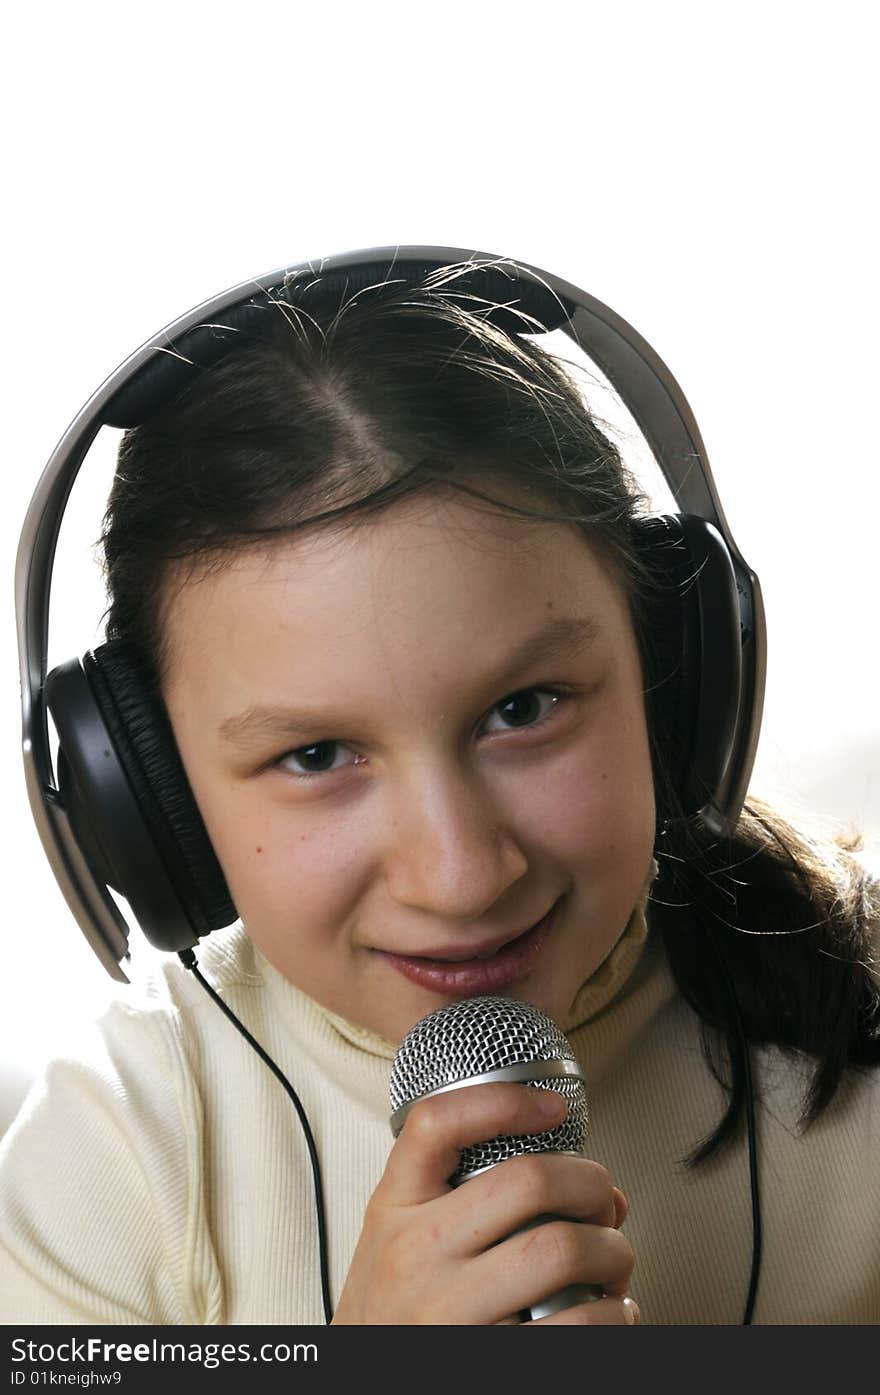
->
[47,641,237,953]
[82,640,237,940]
[634,515,742,825]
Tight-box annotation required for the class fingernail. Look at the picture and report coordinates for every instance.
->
[622,1297,641,1325]
[534,1089,567,1119]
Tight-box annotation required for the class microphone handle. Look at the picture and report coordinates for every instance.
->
[518,1213,604,1320]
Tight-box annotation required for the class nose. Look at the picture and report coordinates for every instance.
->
[383,765,529,922]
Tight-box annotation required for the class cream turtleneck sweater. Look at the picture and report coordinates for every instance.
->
[1,891,878,1325]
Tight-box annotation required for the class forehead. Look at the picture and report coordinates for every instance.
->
[159,492,630,694]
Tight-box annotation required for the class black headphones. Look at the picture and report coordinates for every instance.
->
[16,245,766,983]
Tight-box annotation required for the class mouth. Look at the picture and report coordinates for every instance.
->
[377,896,564,997]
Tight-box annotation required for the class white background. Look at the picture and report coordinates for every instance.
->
[2,1,877,1106]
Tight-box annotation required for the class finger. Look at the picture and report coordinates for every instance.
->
[442,1152,619,1252]
[612,1186,628,1228]
[382,1082,568,1206]
[469,1220,635,1323]
[525,1295,641,1326]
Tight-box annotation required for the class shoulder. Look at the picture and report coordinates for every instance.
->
[0,930,255,1323]
[3,922,261,1180]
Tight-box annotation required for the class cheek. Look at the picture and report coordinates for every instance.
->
[200,787,375,933]
[517,701,655,864]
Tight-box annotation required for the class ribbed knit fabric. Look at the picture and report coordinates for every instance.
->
[1,889,878,1325]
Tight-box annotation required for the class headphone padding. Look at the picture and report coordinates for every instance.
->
[83,642,237,935]
[634,514,741,823]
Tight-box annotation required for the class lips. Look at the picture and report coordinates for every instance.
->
[409,919,549,964]
[377,897,562,997]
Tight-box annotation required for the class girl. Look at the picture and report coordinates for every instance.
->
[2,255,878,1325]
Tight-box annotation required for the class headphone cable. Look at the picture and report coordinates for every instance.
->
[178,948,335,1325]
[734,1000,763,1325]
[703,914,763,1325]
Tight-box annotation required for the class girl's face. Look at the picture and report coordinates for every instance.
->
[162,492,656,1043]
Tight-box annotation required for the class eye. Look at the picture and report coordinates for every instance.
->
[277,741,360,779]
[481,687,564,734]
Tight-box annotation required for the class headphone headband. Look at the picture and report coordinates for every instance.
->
[16,246,767,978]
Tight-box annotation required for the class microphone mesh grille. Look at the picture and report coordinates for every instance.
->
[390,996,588,1180]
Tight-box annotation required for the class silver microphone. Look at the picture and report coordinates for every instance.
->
[389,994,602,1320]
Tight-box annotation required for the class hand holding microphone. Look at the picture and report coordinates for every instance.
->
[332,996,638,1325]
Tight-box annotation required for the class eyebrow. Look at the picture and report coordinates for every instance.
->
[218,614,600,750]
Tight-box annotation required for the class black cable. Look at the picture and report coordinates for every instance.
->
[727,988,763,1325]
[178,948,335,1325]
[702,908,763,1327]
